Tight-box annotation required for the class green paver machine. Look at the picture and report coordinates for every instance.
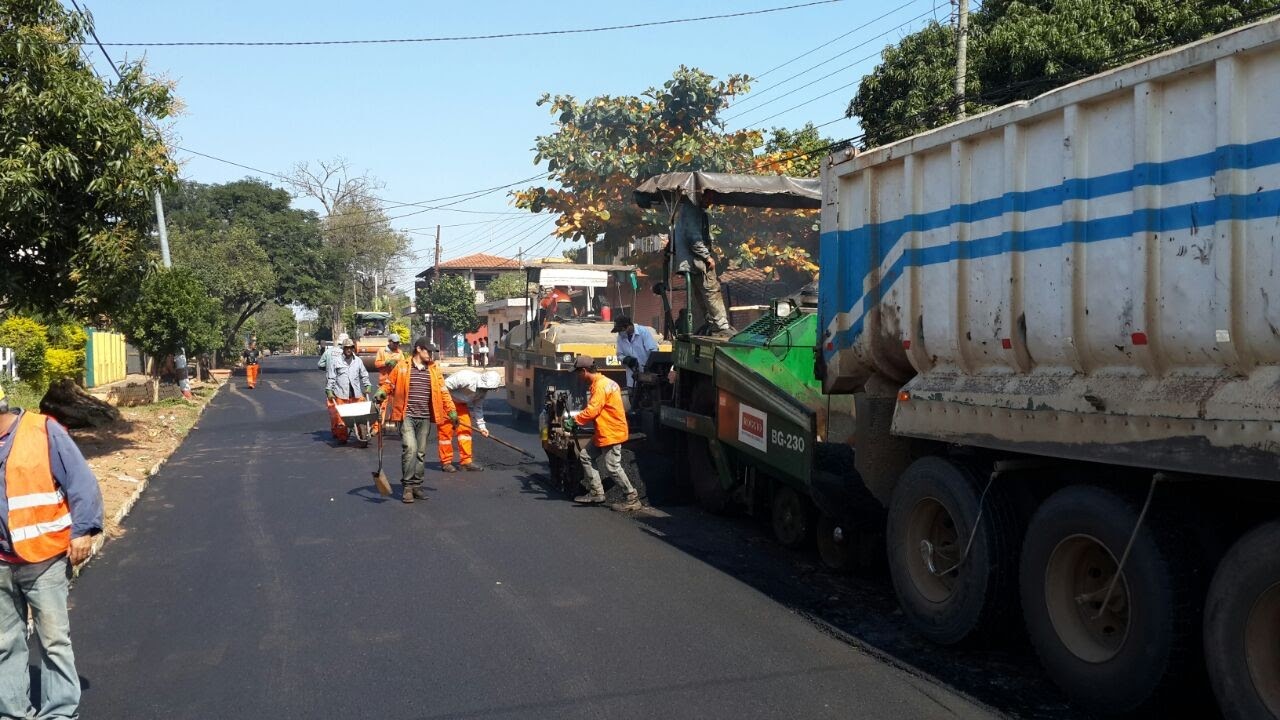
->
[632,172,870,569]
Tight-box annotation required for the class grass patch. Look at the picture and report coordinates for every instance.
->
[0,377,49,411]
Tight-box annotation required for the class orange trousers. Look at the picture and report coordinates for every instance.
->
[328,397,361,443]
[437,402,473,465]
[246,364,259,388]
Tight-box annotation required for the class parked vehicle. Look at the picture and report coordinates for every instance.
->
[639,17,1280,719]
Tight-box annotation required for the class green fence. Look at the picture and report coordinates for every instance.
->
[84,329,126,388]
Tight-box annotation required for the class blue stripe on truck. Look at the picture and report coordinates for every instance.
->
[825,186,1280,352]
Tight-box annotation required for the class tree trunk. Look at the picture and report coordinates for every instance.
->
[39,379,121,429]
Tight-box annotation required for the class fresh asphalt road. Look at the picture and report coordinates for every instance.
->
[68,356,997,720]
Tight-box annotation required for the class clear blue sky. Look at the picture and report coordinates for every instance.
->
[77,0,939,291]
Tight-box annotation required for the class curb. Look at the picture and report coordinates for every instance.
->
[73,382,222,578]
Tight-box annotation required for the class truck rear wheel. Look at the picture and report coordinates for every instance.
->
[886,457,1020,646]
[1020,484,1202,715]
[1204,520,1280,720]
[771,485,813,549]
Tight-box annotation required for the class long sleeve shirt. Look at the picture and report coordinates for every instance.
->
[0,411,104,550]
[616,325,659,386]
[444,370,489,431]
[326,354,371,399]
[574,374,629,447]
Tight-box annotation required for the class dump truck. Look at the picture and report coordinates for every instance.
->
[639,18,1280,720]
[503,261,671,418]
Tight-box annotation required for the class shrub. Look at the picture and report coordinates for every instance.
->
[389,321,410,342]
[47,323,88,351]
[0,316,49,383]
[44,348,84,383]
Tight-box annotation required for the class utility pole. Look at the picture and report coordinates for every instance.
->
[585,238,595,309]
[954,0,969,119]
[431,225,441,347]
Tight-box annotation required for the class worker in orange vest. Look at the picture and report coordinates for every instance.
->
[0,386,103,718]
[376,338,458,504]
[242,340,261,389]
[563,355,639,510]
[373,333,405,433]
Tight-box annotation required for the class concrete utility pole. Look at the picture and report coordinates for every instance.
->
[431,225,441,347]
[954,0,969,119]
[585,238,595,309]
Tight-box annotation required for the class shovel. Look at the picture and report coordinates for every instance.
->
[372,401,392,496]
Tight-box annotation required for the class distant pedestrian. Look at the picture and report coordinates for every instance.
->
[317,332,349,371]
[563,355,639,510]
[469,340,479,367]
[0,385,103,720]
[376,338,458,503]
[242,341,261,389]
[479,339,490,367]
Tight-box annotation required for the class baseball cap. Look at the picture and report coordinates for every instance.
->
[573,355,595,370]
[610,315,633,333]
[388,333,401,343]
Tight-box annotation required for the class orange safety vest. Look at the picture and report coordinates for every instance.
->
[575,374,629,447]
[380,360,456,424]
[3,412,72,562]
[374,347,404,383]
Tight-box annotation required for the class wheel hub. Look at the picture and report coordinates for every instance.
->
[905,497,959,603]
[1044,534,1130,663]
[1246,581,1280,716]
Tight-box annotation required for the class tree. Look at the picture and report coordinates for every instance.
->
[848,0,1262,147]
[115,268,222,358]
[1,0,179,318]
[416,275,480,336]
[247,303,297,352]
[484,272,529,301]
[170,225,277,356]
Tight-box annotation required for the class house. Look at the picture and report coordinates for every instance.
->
[415,252,520,304]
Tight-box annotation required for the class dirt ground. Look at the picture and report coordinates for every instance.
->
[69,383,217,538]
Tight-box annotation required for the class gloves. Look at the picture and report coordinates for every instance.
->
[448,410,459,426]
[563,417,577,432]
[384,358,397,369]
[621,355,639,371]
[374,388,387,402]
[363,385,373,398]
[325,389,335,400]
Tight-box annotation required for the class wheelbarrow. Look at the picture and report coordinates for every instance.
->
[333,399,379,447]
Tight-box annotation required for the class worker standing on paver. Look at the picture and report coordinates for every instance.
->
[0,386,103,720]
[325,338,372,445]
[611,315,659,388]
[439,369,501,472]
[672,204,732,336]
[242,340,261,389]
[374,333,405,433]
[377,338,458,503]
[564,355,640,510]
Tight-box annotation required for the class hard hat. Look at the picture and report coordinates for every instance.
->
[478,370,501,389]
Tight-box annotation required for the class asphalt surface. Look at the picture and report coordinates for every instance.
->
[68,356,1001,719]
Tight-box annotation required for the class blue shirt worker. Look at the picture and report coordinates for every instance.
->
[0,385,103,720]
[611,315,659,387]
[325,338,372,444]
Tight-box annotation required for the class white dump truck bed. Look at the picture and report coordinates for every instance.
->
[819,17,1280,479]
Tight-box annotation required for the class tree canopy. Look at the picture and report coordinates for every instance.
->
[0,0,178,318]
[849,0,1264,147]
[484,272,529,301]
[115,268,222,357]
[416,274,480,336]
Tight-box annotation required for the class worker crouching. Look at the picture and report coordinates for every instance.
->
[565,355,640,511]
[440,369,501,472]
[376,338,458,504]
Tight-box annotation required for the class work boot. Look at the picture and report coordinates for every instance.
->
[412,486,427,499]
[462,463,484,472]
[402,486,415,504]
[442,463,458,473]
[574,492,606,504]
[612,492,641,512]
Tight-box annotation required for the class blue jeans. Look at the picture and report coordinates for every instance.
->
[400,415,433,486]
[0,556,79,719]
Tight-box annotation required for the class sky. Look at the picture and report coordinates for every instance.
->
[77,0,944,292]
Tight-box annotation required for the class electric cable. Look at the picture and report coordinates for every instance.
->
[750,0,925,80]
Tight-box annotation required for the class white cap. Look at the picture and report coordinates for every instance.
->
[478,370,501,390]
[337,332,350,343]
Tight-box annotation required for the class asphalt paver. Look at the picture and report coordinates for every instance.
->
[69,356,998,719]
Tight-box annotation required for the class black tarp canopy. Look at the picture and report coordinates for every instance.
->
[633,171,821,210]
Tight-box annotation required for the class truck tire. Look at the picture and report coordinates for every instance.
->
[771,485,813,549]
[1204,520,1280,720]
[1020,484,1204,715]
[886,456,1020,646]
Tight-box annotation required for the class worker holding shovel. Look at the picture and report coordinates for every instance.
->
[439,369,501,472]
[376,338,457,504]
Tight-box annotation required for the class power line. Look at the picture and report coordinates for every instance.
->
[83,1,846,47]
[749,0,924,80]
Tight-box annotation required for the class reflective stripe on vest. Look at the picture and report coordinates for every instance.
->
[4,413,72,562]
